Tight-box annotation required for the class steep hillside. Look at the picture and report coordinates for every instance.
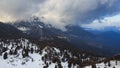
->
[0,22,25,39]
[0,38,105,68]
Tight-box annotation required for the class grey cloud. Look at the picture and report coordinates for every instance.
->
[0,0,120,30]
[0,0,45,22]
[36,0,120,30]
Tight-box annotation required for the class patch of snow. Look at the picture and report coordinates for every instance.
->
[39,25,43,28]
[18,27,30,31]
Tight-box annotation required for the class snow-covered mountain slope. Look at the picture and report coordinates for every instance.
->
[13,19,48,40]
[0,38,67,68]
[85,54,120,68]
[0,38,105,68]
[85,60,120,68]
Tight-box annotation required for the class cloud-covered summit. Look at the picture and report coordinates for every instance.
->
[0,0,120,30]
[0,0,44,22]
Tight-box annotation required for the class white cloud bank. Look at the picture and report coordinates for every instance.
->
[82,13,120,30]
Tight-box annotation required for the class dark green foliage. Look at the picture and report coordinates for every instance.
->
[55,65,57,68]
[39,50,42,55]
[46,62,49,67]
[31,47,34,54]
[44,54,48,60]
[108,61,111,67]
[3,52,8,59]
[25,49,29,56]
[61,58,66,62]
[2,47,7,52]
[49,62,51,65]
[113,54,120,60]
[42,56,44,61]
[92,64,96,68]
[22,48,29,58]
[21,62,26,65]
[68,61,72,68]
[9,50,13,55]
[13,48,17,55]
[22,50,26,58]
[58,63,63,68]
[113,66,115,68]
[52,57,60,63]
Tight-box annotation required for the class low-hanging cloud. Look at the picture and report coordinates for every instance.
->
[0,0,44,22]
[0,0,120,30]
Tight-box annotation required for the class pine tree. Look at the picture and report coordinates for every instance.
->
[22,49,26,58]
[113,66,115,68]
[2,47,7,52]
[58,63,63,68]
[46,62,49,67]
[9,50,12,55]
[25,48,29,57]
[55,65,57,68]
[3,52,8,59]
[92,64,96,68]
[68,62,72,68]
[115,60,117,65]
[13,48,17,55]
[108,61,111,67]
[31,47,34,54]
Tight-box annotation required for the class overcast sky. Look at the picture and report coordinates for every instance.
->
[0,0,120,30]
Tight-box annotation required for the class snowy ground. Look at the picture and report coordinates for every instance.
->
[0,49,76,68]
[0,48,66,68]
[0,38,116,68]
[0,38,78,68]
[85,60,120,68]
[0,53,44,68]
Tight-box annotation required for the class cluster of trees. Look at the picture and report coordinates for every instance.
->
[40,46,104,68]
[0,38,39,59]
[0,38,106,68]
[90,54,120,68]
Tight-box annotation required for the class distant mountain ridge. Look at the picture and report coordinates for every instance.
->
[0,20,120,56]
[0,22,24,39]
[11,19,119,56]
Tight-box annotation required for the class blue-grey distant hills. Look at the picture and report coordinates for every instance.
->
[94,31,120,51]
